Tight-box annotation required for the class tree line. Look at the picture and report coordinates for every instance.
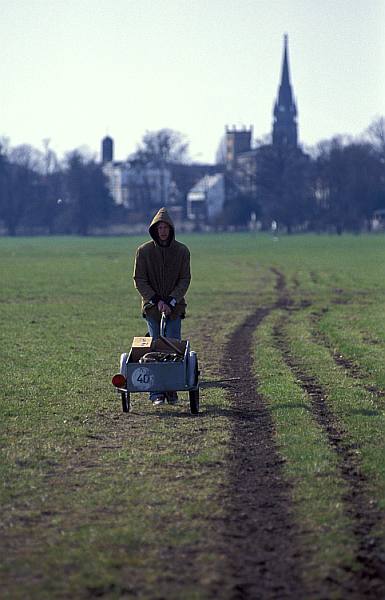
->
[0,118,384,235]
[0,141,113,236]
[0,130,192,236]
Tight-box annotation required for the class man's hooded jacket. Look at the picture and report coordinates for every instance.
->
[133,207,191,321]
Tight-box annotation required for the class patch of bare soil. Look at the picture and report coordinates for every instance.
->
[272,277,385,599]
[219,307,304,599]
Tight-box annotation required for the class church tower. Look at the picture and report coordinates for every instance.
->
[101,135,114,163]
[272,35,298,147]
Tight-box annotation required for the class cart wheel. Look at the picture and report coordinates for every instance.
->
[189,389,199,415]
[188,352,199,388]
[121,391,130,413]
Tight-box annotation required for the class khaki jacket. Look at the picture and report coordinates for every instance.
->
[133,207,191,321]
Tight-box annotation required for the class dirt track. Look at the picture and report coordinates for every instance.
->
[205,269,385,599]
[221,307,303,599]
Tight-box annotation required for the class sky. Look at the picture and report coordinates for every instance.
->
[1,0,384,163]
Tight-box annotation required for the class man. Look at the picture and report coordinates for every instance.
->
[133,207,191,406]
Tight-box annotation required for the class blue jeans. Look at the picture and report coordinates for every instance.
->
[146,316,182,400]
[146,316,182,341]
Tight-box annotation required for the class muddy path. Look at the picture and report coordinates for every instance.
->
[219,306,304,599]
[271,271,385,599]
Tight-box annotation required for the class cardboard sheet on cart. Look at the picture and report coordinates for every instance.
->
[130,336,187,362]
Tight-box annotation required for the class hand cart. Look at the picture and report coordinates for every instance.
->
[112,314,200,414]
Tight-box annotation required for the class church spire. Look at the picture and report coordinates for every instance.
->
[280,34,291,99]
[272,34,298,147]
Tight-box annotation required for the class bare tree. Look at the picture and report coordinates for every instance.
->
[255,144,312,233]
[366,116,385,158]
[133,128,190,166]
[64,150,113,235]
[314,137,384,233]
[0,144,41,235]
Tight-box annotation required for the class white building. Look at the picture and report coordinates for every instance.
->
[187,174,225,222]
[102,160,172,210]
[102,161,129,206]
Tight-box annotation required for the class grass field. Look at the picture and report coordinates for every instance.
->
[1,233,385,599]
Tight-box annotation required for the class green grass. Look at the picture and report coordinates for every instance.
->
[1,233,385,598]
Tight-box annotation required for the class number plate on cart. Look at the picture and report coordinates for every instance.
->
[131,367,154,390]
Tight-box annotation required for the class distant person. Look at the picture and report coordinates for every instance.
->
[271,219,279,241]
[133,207,191,406]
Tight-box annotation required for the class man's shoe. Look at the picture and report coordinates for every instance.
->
[166,391,178,405]
[152,395,165,406]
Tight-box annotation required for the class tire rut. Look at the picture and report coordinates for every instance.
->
[221,306,304,599]
[310,310,385,404]
[272,272,385,599]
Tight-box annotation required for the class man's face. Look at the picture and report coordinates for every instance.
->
[157,221,170,242]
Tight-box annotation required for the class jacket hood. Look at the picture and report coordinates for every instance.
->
[149,207,175,245]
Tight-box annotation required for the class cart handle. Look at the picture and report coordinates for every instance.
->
[160,312,167,337]
[159,311,183,354]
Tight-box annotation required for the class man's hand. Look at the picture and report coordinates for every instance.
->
[157,300,171,316]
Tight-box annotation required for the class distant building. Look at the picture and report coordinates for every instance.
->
[102,160,129,206]
[187,174,225,222]
[223,34,299,178]
[225,126,253,169]
[125,160,172,210]
[102,158,172,210]
[101,35,300,225]
[272,34,298,147]
[101,139,218,216]
[220,34,300,215]
[101,136,114,163]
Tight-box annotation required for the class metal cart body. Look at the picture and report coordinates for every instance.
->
[112,315,200,414]
[124,340,197,394]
